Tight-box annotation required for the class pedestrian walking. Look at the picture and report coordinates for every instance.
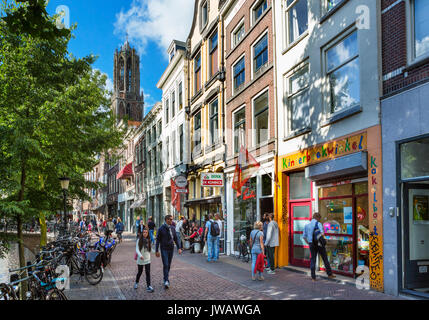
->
[79,219,86,232]
[115,218,124,243]
[175,216,184,249]
[303,212,336,282]
[204,214,220,262]
[264,213,279,274]
[135,215,141,237]
[106,218,115,234]
[155,215,182,289]
[262,213,270,270]
[133,228,154,293]
[137,219,146,237]
[249,221,265,281]
[148,216,156,245]
[102,219,107,233]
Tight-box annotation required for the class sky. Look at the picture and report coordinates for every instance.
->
[46,0,194,116]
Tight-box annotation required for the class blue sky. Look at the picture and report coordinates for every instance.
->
[46,0,194,115]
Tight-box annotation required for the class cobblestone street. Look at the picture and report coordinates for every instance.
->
[64,233,407,301]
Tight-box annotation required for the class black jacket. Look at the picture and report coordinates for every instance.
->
[156,223,181,252]
[148,221,156,230]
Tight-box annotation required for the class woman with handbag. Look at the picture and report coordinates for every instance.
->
[249,221,265,281]
[133,228,154,292]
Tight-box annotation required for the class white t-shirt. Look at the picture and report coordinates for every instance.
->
[175,220,183,233]
[216,220,223,237]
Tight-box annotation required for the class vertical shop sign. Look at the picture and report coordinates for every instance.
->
[368,155,383,291]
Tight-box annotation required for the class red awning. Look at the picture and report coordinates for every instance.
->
[116,162,133,179]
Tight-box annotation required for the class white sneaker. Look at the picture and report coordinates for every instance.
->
[164,281,170,289]
[133,283,138,289]
[267,270,276,275]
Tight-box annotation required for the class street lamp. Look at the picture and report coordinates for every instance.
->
[59,177,70,235]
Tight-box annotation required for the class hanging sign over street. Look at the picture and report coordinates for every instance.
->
[201,173,224,187]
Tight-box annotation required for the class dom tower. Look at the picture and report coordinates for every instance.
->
[112,40,144,123]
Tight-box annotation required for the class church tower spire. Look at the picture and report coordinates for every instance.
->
[112,39,144,123]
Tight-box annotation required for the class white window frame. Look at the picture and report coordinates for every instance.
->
[322,27,360,117]
[231,18,245,49]
[232,105,246,155]
[171,89,176,119]
[251,30,269,80]
[232,53,246,95]
[208,29,219,79]
[208,97,219,146]
[201,1,208,30]
[406,0,429,65]
[284,0,309,49]
[251,87,270,147]
[284,60,310,136]
[251,0,268,27]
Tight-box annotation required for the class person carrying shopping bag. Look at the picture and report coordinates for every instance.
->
[134,228,154,293]
[249,221,265,281]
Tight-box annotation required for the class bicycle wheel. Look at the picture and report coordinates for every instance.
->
[0,284,18,300]
[84,265,103,285]
[45,288,67,300]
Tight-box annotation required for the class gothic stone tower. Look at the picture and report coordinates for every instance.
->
[112,40,144,123]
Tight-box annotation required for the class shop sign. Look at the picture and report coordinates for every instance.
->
[175,175,188,188]
[279,132,367,171]
[201,173,224,187]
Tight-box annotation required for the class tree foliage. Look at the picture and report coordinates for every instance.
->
[0,0,126,260]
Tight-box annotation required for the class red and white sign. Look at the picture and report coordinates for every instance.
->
[201,173,224,187]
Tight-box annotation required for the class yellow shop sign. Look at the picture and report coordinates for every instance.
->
[279,132,367,171]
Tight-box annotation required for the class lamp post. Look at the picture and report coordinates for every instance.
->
[59,177,70,235]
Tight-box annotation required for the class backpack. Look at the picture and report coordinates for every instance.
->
[210,221,220,237]
[312,223,326,247]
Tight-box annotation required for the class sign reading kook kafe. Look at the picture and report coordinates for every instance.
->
[201,173,224,187]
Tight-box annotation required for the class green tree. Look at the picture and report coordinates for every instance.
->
[0,0,125,296]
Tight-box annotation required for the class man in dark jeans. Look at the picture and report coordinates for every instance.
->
[303,212,336,281]
[155,215,182,289]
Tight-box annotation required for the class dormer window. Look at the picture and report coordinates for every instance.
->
[169,48,175,62]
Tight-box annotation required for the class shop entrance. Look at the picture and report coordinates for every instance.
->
[403,182,429,292]
[288,172,313,267]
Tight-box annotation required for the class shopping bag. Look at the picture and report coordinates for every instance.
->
[203,243,208,256]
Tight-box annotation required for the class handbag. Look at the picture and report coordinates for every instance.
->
[134,252,138,260]
[313,223,327,247]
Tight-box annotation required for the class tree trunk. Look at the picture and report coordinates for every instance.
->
[17,164,28,300]
[39,212,47,247]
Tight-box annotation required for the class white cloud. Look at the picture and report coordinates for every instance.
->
[114,0,194,56]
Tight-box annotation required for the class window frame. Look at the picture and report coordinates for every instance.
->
[194,52,202,94]
[171,90,176,119]
[209,98,219,146]
[251,31,269,79]
[193,111,202,152]
[201,1,208,31]
[178,82,183,110]
[209,30,219,78]
[233,105,246,155]
[231,18,245,49]
[251,0,268,26]
[284,0,309,48]
[252,88,270,147]
[285,61,311,136]
[165,98,170,124]
[406,0,429,65]
[323,28,360,116]
[232,53,246,95]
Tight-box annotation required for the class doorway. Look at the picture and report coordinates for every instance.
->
[403,182,429,292]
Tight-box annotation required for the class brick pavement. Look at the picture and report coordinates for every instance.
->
[64,233,408,300]
[108,233,405,300]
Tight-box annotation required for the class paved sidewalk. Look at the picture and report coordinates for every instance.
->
[64,233,407,300]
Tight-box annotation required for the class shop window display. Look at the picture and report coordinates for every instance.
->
[318,182,368,276]
[233,178,257,250]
